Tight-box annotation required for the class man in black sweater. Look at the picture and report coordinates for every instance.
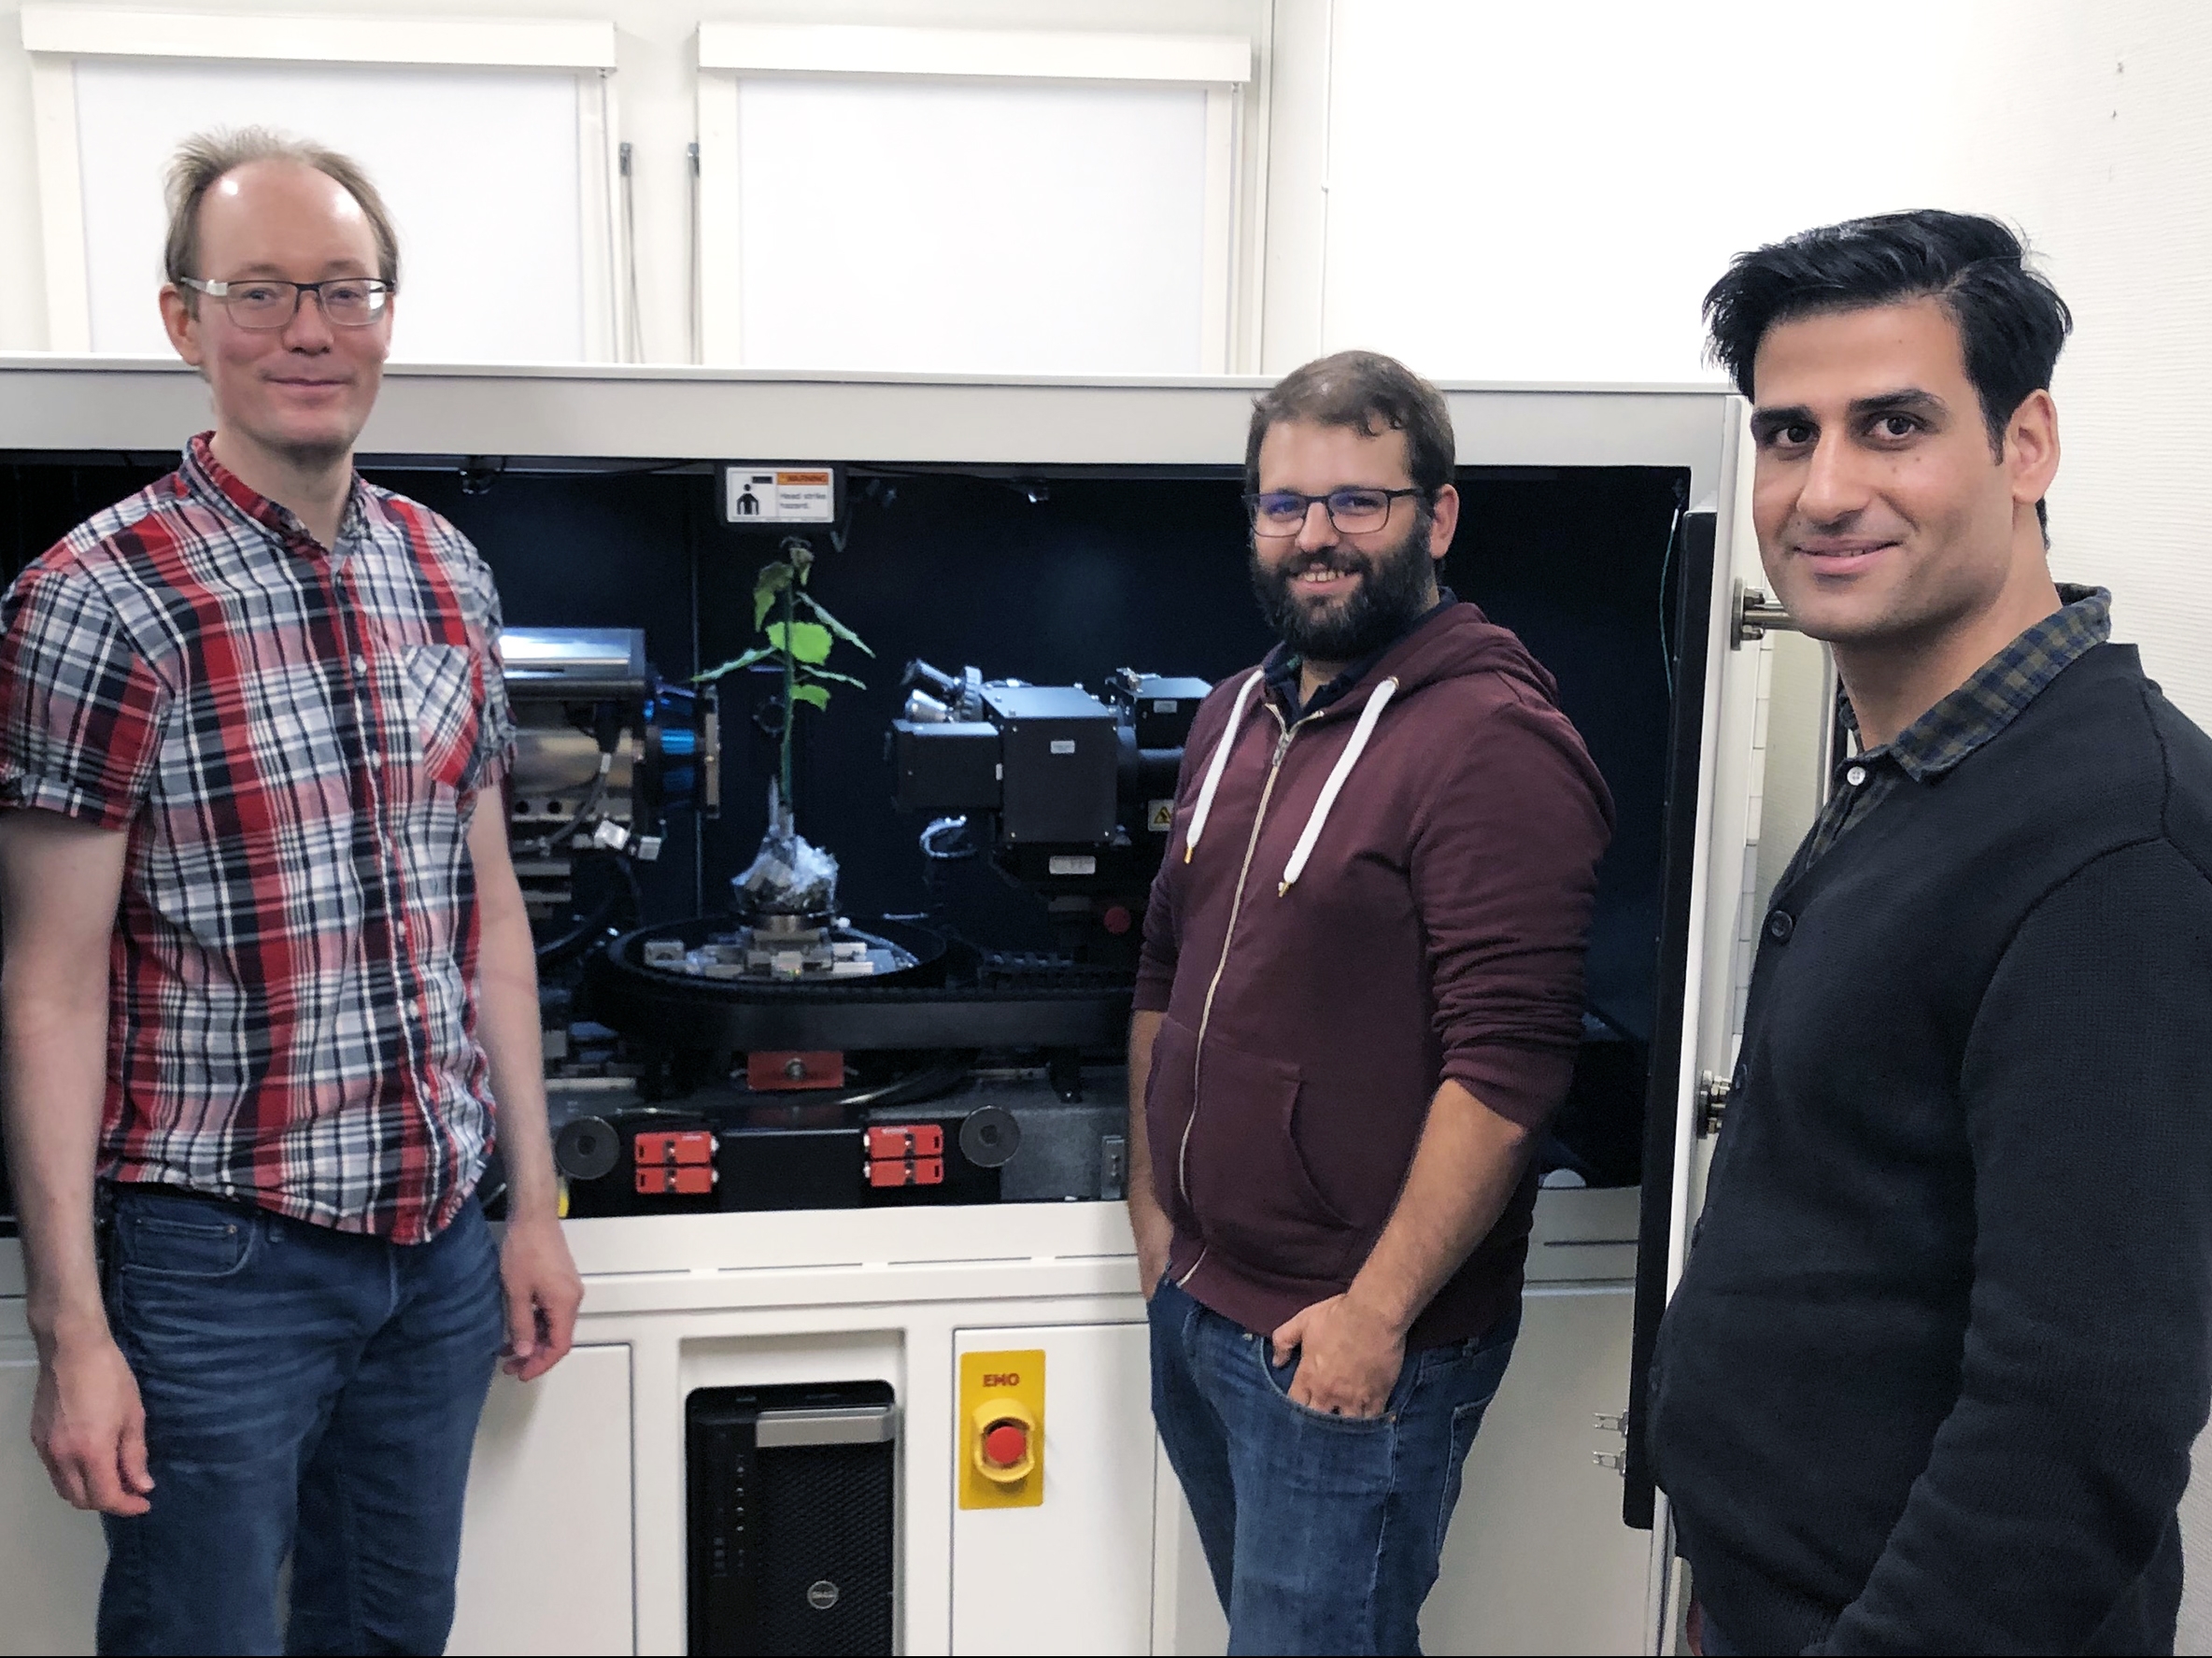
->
[1648,210,2212,1654]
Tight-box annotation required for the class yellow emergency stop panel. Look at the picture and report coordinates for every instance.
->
[958,1348,1045,1509]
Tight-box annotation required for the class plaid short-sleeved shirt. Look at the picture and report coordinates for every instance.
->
[0,433,517,1241]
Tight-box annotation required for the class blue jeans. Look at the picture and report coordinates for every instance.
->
[1148,1275,1520,1656]
[96,1183,504,1656]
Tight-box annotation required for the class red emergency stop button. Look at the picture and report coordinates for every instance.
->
[983,1420,1028,1468]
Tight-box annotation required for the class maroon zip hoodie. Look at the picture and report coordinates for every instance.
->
[1133,602,1613,1347]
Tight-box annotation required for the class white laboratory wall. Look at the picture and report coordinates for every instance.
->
[69,57,588,362]
[1307,0,1971,385]
[726,77,1211,376]
[0,0,1269,366]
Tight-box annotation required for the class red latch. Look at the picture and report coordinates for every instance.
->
[866,1156,944,1188]
[634,1129,714,1167]
[865,1124,943,1160]
[635,1164,716,1196]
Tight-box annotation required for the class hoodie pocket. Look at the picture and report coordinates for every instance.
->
[1182,1027,1358,1282]
[1141,1015,1200,1232]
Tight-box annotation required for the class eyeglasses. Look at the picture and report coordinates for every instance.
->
[181,276,393,330]
[1244,487,1426,537]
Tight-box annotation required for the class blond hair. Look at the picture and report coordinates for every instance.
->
[163,127,400,296]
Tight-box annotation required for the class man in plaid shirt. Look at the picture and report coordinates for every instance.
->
[0,130,580,1652]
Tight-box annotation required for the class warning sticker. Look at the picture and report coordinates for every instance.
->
[1147,800,1175,833]
[725,464,836,524]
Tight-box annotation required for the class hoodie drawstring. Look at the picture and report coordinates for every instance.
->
[1278,677,1398,896]
[1183,671,1265,862]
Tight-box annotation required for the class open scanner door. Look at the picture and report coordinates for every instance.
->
[1623,402,1779,1651]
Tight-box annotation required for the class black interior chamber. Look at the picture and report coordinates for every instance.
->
[0,455,1702,1205]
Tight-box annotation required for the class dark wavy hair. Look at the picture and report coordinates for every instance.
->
[1244,350,1455,498]
[1705,211,2072,530]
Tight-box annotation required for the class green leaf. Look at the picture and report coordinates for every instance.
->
[797,665,868,689]
[752,561,794,630]
[790,683,830,710]
[796,591,875,658]
[765,620,833,664]
[692,645,776,683]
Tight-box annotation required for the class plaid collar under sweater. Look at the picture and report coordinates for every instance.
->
[1794,584,2112,876]
[0,433,517,1240]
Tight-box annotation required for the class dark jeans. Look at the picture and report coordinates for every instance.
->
[1148,1275,1520,1656]
[96,1183,504,1656]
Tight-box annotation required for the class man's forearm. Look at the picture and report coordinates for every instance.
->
[1124,1010,1173,1293]
[475,900,557,1222]
[4,987,116,1350]
[465,794,560,1223]
[1345,1078,1535,1336]
[1125,1010,1167,1221]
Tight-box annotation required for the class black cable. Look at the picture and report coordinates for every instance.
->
[515,758,612,858]
[534,855,644,968]
[920,815,977,861]
[1657,481,1688,698]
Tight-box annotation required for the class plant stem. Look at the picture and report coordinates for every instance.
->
[779,576,796,815]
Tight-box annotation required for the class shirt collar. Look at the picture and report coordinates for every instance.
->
[179,431,367,558]
[1840,584,2112,783]
[1265,588,1458,721]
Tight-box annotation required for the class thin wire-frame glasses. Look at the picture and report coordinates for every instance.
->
[1244,487,1426,536]
[180,276,393,330]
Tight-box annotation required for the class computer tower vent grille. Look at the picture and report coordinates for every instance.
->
[754,1442,894,1654]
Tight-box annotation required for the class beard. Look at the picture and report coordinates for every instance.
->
[1249,506,1438,663]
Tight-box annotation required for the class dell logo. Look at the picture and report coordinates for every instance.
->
[807,1580,840,1611]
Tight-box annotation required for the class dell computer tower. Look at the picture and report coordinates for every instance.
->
[686,1382,897,1655]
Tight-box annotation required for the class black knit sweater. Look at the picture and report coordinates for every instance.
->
[1649,644,2212,1654]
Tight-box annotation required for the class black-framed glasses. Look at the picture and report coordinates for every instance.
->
[1244,487,1426,537]
[181,276,393,330]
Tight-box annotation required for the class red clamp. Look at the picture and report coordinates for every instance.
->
[867,1156,944,1188]
[635,1128,714,1165]
[633,1128,716,1196]
[864,1124,946,1189]
[866,1124,943,1160]
[637,1164,716,1196]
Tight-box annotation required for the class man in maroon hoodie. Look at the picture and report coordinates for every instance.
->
[1128,351,1613,1653]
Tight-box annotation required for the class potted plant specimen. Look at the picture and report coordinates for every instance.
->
[696,536,872,919]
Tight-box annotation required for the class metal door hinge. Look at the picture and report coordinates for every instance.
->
[1695,1070,1731,1138]
[1592,1408,1627,1475]
[1098,1133,1127,1202]
[1732,581,1802,647]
